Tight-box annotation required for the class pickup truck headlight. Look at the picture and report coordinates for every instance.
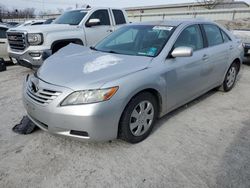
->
[61,87,118,106]
[27,33,43,45]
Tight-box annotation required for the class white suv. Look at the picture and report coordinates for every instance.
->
[7,7,128,69]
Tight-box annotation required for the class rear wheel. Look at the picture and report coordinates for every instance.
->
[119,92,158,143]
[221,63,239,92]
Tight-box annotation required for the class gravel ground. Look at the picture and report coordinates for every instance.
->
[0,65,249,188]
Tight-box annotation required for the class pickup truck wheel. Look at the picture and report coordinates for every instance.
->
[221,63,238,92]
[119,92,158,143]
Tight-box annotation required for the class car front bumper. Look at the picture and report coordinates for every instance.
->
[23,75,124,141]
[9,49,51,69]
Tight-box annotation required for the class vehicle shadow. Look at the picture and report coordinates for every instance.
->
[5,60,15,66]
[215,121,250,188]
[152,89,218,135]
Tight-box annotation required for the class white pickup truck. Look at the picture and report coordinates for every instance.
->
[0,24,11,61]
[7,7,129,69]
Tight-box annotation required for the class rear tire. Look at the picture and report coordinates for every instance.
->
[221,63,239,92]
[119,92,158,143]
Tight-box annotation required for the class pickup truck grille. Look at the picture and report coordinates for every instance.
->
[26,80,61,105]
[7,32,27,50]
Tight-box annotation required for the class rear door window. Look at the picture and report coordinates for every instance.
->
[112,10,126,25]
[203,24,223,46]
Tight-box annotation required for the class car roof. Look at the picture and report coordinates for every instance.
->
[68,7,124,12]
[130,19,213,27]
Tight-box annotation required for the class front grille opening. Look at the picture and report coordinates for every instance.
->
[26,80,61,105]
[70,130,89,137]
[7,32,27,50]
[43,89,57,94]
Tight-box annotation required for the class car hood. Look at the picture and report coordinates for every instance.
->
[37,44,152,90]
[9,24,78,33]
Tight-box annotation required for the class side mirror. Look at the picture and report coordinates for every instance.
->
[171,47,193,58]
[85,18,100,27]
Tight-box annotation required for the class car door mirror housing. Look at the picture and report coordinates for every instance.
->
[171,47,193,58]
[85,18,101,27]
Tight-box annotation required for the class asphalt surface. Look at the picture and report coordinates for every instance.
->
[0,65,249,188]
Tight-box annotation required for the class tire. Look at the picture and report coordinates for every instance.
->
[221,63,239,92]
[119,92,158,143]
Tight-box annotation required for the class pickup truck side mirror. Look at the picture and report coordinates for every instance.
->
[85,18,101,27]
[171,46,193,58]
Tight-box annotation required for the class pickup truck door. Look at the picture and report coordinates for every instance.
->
[0,27,8,60]
[84,9,114,46]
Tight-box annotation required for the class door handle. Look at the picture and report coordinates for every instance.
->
[229,45,233,50]
[0,42,5,44]
[107,29,113,32]
[202,54,209,61]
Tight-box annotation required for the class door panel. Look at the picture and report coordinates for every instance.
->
[0,27,8,60]
[164,24,213,111]
[202,24,230,86]
[165,49,210,110]
[84,9,113,46]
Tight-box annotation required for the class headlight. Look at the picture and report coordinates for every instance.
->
[27,33,43,45]
[61,87,118,106]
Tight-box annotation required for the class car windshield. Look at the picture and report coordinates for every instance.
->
[54,10,87,25]
[95,25,175,57]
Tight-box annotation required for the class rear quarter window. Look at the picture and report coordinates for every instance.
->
[221,30,231,43]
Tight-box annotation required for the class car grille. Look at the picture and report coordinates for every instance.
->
[7,32,27,50]
[26,80,61,105]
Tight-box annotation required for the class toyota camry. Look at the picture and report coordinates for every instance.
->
[23,19,243,143]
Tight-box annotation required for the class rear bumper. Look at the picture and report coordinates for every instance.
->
[9,49,51,68]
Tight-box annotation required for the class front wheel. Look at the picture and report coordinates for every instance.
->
[221,63,239,92]
[119,92,158,143]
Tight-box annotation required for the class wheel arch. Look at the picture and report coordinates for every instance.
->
[117,87,163,138]
[51,38,84,54]
[232,58,241,73]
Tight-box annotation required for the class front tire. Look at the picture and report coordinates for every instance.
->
[119,92,158,143]
[221,63,239,92]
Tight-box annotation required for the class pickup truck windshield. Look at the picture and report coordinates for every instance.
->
[95,25,175,57]
[54,10,87,25]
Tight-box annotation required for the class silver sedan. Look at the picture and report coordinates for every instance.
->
[23,20,243,143]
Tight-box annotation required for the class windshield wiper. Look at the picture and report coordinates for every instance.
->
[104,50,121,54]
[90,46,98,51]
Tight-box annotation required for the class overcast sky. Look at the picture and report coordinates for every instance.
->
[1,0,250,13]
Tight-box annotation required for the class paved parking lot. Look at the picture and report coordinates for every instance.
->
[0,65,249,188]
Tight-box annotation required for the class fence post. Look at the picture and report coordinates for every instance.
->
[232,10,236,20]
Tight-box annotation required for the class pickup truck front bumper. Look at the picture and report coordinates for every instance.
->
[9,49,52,69]
[243,43,250,56]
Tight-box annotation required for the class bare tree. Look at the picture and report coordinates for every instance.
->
[197,0,226,9]
[57,8,64,14]
[0,5,35,20]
